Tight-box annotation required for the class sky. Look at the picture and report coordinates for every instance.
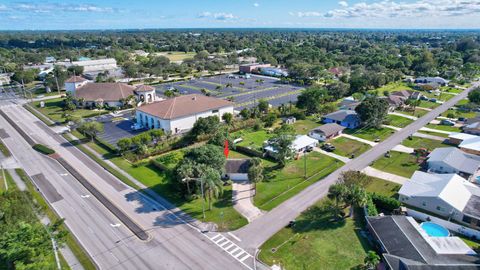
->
[0,0,480,30]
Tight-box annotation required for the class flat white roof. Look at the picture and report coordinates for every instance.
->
[449,132,478,141]
[460,137,480,151]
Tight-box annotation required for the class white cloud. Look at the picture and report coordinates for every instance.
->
[14,2,116,13]
[253,3,260,7]
[292,0,480,18]
[198,12,237,20]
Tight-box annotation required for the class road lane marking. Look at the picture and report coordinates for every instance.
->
[110,223,121,228]
[228,232,241,242]
[208,234,253,269]
[81,195,90,198]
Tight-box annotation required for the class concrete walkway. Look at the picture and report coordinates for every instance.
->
[313,147,351,163]
[340,134,377,146]
[362,166,409,185]
[391,145,415,154]
[7,169,26,191]
[417,107,433,111]
[382,124,446,141]
[388,112,418,120]
[419,127,453,135]
[0,156,19,169]
[232,180,264,222]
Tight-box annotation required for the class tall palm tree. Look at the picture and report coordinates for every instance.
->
[346,186,368,218]
[328,184,347,208]
[201,168,224,210]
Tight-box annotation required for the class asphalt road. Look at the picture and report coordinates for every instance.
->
[233,82,479,251]
[0,101,252,270]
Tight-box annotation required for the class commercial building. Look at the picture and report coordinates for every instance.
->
[239,63,271,74]
[136,94,234,133]
[64,76,156,107]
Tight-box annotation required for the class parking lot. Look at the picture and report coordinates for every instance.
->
[154,74,303,110]
[85,111,146,145]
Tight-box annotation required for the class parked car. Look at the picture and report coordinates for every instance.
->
[458,117,466,122]
[305,146,314,152]
[429,98,437,103]
[420,96,428,101]
[440,119,455,126]
[321,143,336,152]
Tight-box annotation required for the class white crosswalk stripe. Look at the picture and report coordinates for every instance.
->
[208,233,253,270]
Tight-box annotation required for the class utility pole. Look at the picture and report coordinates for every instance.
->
[182,177,206,220]
[303,151,307,179]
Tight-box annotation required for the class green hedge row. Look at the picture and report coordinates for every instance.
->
[371,193,401,211]
[32,144,55,155]
[365,195,379,216]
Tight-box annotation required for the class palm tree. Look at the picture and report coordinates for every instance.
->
[328,184,347,208]
[346,186,368,218]
[364,251,380,270]
[201,168,224,210]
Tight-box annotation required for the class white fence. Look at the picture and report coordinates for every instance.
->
[407,208,480,239]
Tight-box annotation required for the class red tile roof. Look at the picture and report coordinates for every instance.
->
[65,76,88,83]
[135,85,156,92]
[75,83,136,102]
[138,94,233,120]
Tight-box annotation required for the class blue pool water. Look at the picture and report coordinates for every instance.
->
[420,222,450,237]
[476,176,480,183]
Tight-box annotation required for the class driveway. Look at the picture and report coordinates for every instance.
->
[232,180,264,222]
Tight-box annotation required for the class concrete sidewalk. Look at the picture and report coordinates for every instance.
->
[313,147,351,163]
[388,112,418,120]
[340,134,377,146]
[419,127,453,135]
[340,133,413,153]
[362,166,409,185]
[232,181,264,222]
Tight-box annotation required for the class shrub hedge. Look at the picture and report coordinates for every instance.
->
[371,193,401,211]
[33,144,55,155]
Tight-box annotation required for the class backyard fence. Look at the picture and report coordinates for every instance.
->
[407,208,480,240]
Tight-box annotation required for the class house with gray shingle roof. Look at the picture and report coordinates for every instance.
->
[308,123,345,142]
[426,147,480,179]
[322,110,361,129]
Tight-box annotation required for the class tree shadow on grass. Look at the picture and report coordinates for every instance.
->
[292,205,347,234]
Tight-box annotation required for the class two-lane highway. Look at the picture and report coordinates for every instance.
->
[0,100,251,270]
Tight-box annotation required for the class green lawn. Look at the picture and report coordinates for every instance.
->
[157,51,196,62]
[376,82,415,95]
[258,177,396,269]
[329,137,371,157]
[0,168,13,192]
[401,137,448,151]
[441,109,477,119]
[385,114,414,128]
[31,98,107,123]
[110,157,248,231]
[0,139,11,157]
[234,129,272,151]
[417,130,450,138]
[418,100,440,109]
[254,152,343,211]
[291,118,321,135]
[371,152,420,178]
[344,127,395,142]
[395,108,428,117]
[425,123,461,133]
[442,87,463,94]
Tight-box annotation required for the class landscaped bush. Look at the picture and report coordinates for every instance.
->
[32,144,55,155]
[365,195,379,216]
[370,193,401,211]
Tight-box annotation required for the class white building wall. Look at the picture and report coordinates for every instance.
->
[308,132,326,142]
[228,173,249,181]
[399,194,460,219]
[65,81,88,95]
[427,161,459,174]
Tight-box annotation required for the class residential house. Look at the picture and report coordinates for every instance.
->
[426,147,480,179]
[225,159,250,181]
[338,98,360,111]
[282,116,296,125]
[136,94,234,133]
[263,135,317,158]
[367,215,479,270]
[459,136,480,156]
[391,90,421,100]
[308,123,345,142]
[65,76,157,108]
[399,171,480,229]
[322,110,361,129]
[415,76,449,86]
[462,121,480,136]
[448,132,478,145]
[382,95,406,112]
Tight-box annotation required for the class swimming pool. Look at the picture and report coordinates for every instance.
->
[420,222,450,237]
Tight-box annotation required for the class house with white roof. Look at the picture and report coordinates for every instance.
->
[414,76,449,86]
[399,171,480,229]
[263,135,317,158]
[448,132,478,145]
[426,147,480,179]
[459,136,480,156]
